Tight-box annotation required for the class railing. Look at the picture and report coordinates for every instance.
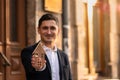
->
[0,52,11,66]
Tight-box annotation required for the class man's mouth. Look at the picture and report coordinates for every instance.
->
[45,34,53,37]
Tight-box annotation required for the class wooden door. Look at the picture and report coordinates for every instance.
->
[0,0,26,80]
[0,0,7,80]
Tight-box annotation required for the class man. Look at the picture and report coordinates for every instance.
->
[21,13,72,80]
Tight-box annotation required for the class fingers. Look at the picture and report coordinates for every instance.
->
[31,55,46,70]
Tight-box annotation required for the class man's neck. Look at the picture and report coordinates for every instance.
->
[41,41,55,50]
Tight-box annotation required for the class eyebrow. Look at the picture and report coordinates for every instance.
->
[42,26,57,29]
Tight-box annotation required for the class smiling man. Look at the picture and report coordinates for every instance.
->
[21,13,72,80]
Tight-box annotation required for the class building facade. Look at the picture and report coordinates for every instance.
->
[0,0,120,80]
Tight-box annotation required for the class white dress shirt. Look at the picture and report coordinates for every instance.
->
[43,45,60,80]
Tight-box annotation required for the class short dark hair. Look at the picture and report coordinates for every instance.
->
[38,13,59,27]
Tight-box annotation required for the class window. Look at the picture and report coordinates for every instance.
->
[10,0,18,42]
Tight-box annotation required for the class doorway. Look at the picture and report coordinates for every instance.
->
[0,0,26,80]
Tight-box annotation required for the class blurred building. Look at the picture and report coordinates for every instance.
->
[0,0,120,80]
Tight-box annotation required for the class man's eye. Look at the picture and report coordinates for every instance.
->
[42,27,48,30]
[50,27,56,30]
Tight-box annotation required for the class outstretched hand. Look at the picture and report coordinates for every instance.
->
[31,54,46,71]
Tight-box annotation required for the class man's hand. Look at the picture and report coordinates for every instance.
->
[31,54,46,71]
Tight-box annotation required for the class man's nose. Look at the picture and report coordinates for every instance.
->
[47,29,52,34]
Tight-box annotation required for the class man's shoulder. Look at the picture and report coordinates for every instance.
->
[57,48,68,57]
[21,43,38,55]
[23,43,37,50]
[57,48,64,53]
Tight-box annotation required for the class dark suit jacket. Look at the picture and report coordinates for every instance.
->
[21,43,72,80]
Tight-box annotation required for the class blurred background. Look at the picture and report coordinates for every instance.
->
[0,0,120,80]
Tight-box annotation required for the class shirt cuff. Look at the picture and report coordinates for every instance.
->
[35,64,46,71]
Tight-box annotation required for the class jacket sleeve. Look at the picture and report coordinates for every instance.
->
[64,54,72,80]
[60,51,72,80]
[21,48,35,73]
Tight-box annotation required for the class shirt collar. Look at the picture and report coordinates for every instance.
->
[42,44,57,52]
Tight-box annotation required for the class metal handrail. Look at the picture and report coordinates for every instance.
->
[0,52,11,66]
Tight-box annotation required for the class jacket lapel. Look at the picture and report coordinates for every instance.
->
[45,55,52,74]
[57,49,64,80]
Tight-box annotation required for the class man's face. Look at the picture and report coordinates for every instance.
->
[38,20,60,44]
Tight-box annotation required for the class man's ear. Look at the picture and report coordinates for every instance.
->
[37,27,40,34]
[58,28,61,34]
